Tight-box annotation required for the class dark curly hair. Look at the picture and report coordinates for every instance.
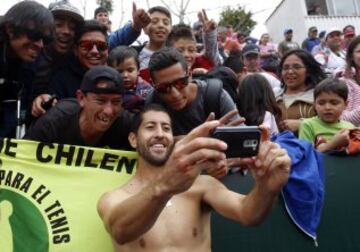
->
[279,49,326,90]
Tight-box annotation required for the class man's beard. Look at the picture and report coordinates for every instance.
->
[137,139,175,166]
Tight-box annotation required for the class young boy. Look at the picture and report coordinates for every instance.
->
[299,78,355,152]
[108,46,153,112]
[135,6,172,83]
[166,13,220,77]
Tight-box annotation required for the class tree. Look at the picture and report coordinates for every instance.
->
[160,0,191,24]
[96,0,114,14]
[219,6,256,35]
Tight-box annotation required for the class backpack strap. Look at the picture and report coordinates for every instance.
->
[203,78,223,119]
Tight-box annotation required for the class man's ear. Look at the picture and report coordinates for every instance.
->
[128,132,137,149]
[76,90,85,107]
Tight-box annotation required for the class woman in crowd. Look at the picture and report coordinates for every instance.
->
[276,49,326,133]
[259,33,278,69]
[340,36,360,126]
[237,74,282,136]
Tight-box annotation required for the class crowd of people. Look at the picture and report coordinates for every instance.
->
[0,0,359,251]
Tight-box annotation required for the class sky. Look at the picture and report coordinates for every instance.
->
[1,0,282,38]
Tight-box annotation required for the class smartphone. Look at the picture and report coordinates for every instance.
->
[41,95,57,111]
[211,126,261,158]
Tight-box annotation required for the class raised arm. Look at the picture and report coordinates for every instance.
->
[203,140,290,226]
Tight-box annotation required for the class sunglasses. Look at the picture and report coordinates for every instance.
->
[23,28,53,44]
[155,76,189,94]
[79,40,108,52]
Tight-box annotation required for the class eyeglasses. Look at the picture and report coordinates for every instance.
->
[154,76,189,94]
[23,28,53,44]
[79,40,108,52]
[281,65,305,72]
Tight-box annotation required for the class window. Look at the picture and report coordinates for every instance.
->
[326,0,360,15]
[306,0,328,15]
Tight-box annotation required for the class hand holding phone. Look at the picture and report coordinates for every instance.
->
[41,95,58,111]
[211,126,261,158]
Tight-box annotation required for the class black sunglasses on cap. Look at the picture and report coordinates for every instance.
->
[154,76,189,94]
[23,28,53,44]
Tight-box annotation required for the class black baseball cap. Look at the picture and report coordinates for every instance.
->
[80,66,124,94]
[242,44,260,57]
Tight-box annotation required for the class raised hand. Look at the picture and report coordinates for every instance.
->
[159,120,227,195]
[132,2,151,32]
[206,110,245,126]
[241,131,290,194]
[198,9,217,33]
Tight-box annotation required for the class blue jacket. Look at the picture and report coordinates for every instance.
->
[272,131,324,244]
[108,22,141,51]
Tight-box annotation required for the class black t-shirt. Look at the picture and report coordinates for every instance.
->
[24,99,133,150]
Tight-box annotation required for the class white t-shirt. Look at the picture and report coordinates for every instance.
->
[139,47,154,70]
[263,111,279,136]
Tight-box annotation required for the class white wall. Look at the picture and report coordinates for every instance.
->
[266,0,309,44]
[305,15,360,35]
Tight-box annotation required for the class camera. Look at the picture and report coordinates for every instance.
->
[211,126,261,158]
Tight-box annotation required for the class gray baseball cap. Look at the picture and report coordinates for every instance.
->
[49,1,84,23]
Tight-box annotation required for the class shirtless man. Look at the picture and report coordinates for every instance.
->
[97,104,291,251]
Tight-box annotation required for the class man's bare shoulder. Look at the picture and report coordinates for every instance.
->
[97,179,135,219]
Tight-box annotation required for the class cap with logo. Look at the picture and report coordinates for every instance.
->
[242,44,260,57]
[81,66,124,94]
[49,0,84,23]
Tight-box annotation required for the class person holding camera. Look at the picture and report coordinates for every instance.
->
[97,104,291,252]
[0,1,54,137]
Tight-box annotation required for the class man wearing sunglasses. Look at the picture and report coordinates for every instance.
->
[0,1,54,137]
[146,47,242,136]
[44,20,109,102]
[31,1,150,118]
[25,65,132,150]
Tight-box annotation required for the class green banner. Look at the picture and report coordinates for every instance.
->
[0,138,137,252]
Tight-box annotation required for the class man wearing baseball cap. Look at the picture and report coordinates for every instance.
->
[314,28,346,75]
[31,0,85,118]
[242,44,281,94]
[341,25,356,50]
[25,66,133,150]
[301,26,320,53]
[278,28,299,57]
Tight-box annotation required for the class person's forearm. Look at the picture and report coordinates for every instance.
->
[238,184,278,226]
[317,140,337,152]
[203,29,221,66]
[108,181,171,244]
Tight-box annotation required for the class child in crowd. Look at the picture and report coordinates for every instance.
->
[299,78,355,152]
[136,6,172,83]
[108,46,153,112]
[237,74,282,136]
[223,49,248,82]
[166,19,220,77]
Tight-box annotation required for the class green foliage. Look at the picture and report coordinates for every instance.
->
[96,0,114,14]
[219,6,257,35]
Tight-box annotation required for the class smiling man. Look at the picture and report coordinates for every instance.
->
[98,104,291,252]
[0,1,54,137]
[46,20,109,100]
[145,47,241,136]
[25,66,132,150]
